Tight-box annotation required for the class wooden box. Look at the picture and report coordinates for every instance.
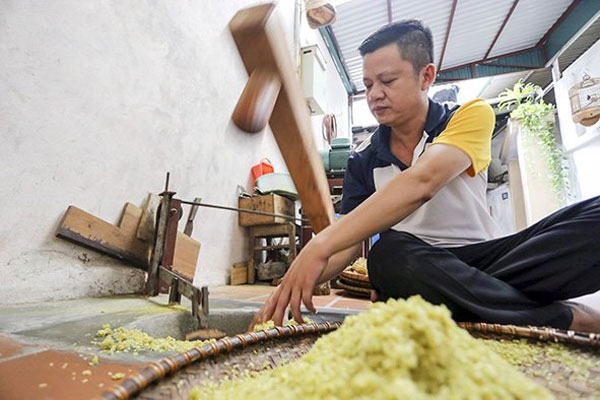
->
[238,194,294,226]
[230,262,248,285]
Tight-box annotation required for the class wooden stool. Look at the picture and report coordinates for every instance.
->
[247,222,297,283]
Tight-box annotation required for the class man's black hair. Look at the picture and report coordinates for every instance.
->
[358,20,434,74]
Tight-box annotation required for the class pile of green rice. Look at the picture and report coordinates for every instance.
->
[190,296,551,399]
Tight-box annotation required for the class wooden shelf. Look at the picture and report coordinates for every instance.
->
[253,244,293,251]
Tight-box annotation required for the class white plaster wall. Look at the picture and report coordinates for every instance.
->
[516,124,564,225]
[554,38,600,201]
[554,39,600,308]
[299,9,350,150]
[0,0,305,304]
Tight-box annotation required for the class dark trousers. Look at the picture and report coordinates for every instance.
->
[367,195,600,329]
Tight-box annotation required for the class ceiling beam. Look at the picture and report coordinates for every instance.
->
[319,27,356,94]
[536,0,581,48]
[436,77,469,82]
[438,67,539,83]
[386,0,393,24]
[484,0,520,60]
[437,0,458,71]
[480,62,542,69]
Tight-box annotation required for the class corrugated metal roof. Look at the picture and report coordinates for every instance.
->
[332,0,389,92]
[485,11,600,99]
[526,68,553,89]
[442,0,514,69]
[389,0,452,68]
[489,0,572,57]
[328,0,590,95]
[556,11,600,72]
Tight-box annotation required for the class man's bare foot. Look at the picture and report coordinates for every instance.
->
[370,290,389,303]
[565,302,600,333]
[370,290,379,302]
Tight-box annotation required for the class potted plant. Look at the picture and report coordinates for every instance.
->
[499,80,571,209]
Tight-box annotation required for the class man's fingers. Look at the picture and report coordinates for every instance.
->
[261,286,282,320]
[289,288,303,324]
[272,286,292,326]
[248,287,282,332]
[248,308,264,332]
[248,313,263,332]
[302,285,316,314]
[248,305,270,332]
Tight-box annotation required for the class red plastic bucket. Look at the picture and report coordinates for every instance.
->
[251,158,274,185]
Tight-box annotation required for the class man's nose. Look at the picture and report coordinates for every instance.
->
[367,84,384,102]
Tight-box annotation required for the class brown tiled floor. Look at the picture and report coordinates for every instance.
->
[0,335,146,400]
[0,335,41,360]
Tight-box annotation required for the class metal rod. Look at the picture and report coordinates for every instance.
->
[179,199,307,222]
[165,172,170,192]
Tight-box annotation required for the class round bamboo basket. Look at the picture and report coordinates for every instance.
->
[337,270,373,298]
[335,280,372,297]
[103,322,600,400]
[340,270,371,283]
[101,322,340,400]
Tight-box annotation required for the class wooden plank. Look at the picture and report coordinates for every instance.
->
[137,192,160,241]
[173,232,201,281]
[184,197,202,236]
[57,204,200,280]
[229,4,334,233]
[248,221,294,237]
[57,204,149,267]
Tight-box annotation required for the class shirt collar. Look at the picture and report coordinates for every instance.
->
[424,98,447,133]
[371,98,447,167]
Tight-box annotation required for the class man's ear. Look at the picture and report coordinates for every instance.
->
[421,63,436,91]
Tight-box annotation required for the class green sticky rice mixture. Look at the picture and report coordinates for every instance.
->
[189,296,551,399]
[253,316,314,332]
[482,337,595,381]
[93,324,214,354]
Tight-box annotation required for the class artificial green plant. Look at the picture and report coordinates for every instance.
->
[498,80,570,205]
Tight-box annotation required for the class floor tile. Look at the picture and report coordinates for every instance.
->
[0,335,44,361]
[0,347,146,400]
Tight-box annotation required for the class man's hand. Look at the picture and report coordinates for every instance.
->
[249,239,329,330]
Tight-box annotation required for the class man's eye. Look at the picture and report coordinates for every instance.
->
[382,79,395,85]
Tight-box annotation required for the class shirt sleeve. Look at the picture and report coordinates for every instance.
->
[340,154,372,214]
[431,98,495,177]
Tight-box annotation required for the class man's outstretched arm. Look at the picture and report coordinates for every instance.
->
[249,143,471,329]
[316,241,362,284]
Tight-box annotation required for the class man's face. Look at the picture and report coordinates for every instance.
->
[362,43,426,127]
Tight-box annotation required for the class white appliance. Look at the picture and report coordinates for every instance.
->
[301,45,328,115]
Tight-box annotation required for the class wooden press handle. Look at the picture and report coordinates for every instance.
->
[232,68,281,133]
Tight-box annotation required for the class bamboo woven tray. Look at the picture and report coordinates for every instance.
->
[103,322,600,400]
[340,270,370,283]
[337,270,373,298]
[102,323,339,400]
[338,275,373,289]
[335,280,372,298]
